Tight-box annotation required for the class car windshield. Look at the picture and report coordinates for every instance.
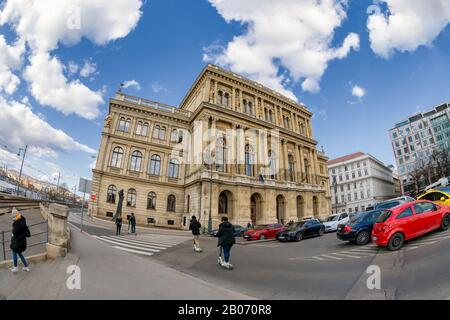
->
[285,222,304,230]
[377,201,401,209]
[253,225,268,230]
[326,215,339,222]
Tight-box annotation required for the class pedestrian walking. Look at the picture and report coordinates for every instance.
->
[246,221,252,229]
[10,208,30,273]
[189,216,202,252]
[115,216,123,235]
[217,216,235,269]
[130,212,136,235]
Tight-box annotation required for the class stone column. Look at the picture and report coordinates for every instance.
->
[282,140,288,181]
[299,146,305,183]
[46,203,70,258]
[214,81,218,104]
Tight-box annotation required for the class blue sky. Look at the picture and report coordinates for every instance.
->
[0,0,449,192]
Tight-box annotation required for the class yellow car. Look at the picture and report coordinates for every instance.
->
[418,187,450,206]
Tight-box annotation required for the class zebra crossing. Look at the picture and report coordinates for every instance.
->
[290,229,450,262]
[93,233,191,257]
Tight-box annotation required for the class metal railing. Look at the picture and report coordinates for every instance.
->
[0,220,48,261]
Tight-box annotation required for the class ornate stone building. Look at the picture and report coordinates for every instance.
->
[89,64,331,229]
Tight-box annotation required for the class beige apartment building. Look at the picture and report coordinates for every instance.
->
[89,64,331,229]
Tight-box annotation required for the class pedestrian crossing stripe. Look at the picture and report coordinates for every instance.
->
[93,234,189,257]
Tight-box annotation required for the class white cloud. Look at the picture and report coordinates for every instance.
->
[204,0,360,97]
[0,0,144,118]
[67,61,79,75]
[0,35,25,95]
[151,82,168,94]
[351,85,366,99]
[23,52,104,120]
[123,80,141,90]
[0,96,96,156]
[367,0,450,58]
[79,59,98,78]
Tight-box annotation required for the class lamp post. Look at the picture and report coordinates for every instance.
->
[16,145,27,196]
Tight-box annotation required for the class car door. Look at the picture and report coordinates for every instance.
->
[303,221,314,237]
[413,202,436,234]
[395,206,417,239]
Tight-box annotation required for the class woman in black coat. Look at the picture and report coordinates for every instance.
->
[10,210,30,273]
[217,216,235,267]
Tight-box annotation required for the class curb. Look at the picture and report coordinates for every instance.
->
[236,238,277,245]
[0,252,47,269]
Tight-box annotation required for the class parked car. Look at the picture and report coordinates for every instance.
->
[372,200,450,251]
[417,187,450,206]
[323,213,349,232]
[366,196,415,211]
[243,223,284,241]
[276,219,325,241]
[209,225,247,237]
[337,210,384,245]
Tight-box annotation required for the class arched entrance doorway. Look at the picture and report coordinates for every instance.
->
[313,196,319,217]
[276,195,286,224]
[218,190,234,220]
[250,193,263,226]
[297,196,304,220]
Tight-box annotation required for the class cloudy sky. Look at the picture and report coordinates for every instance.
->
[0,0,449,192]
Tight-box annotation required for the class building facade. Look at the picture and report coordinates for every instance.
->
[388,103,450,195]
[328,152,396,214]
[89,64,331,229]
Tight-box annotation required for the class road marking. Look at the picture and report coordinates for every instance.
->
[111,235,173,248]
[116,235,184,246]
[93,236,161,252]
[320,254,344,260]
[100,236,170,250]
[311,256,326,261]
[113,246,154,256]
[331,252,365,259]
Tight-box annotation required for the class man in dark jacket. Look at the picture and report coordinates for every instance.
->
[189,216,202,252]
[115,216,123,235]
[129,212,136,235]
[10,208,30,273]
[217,216,235,269]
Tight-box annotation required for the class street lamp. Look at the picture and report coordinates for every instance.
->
[203,150,215,233]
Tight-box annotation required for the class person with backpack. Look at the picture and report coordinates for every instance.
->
[189,216,202,252]
[10,208,30,273]
[217,216,235,269]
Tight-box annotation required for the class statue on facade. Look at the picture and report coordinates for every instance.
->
[104,114,113,128]
[113,189,124,221]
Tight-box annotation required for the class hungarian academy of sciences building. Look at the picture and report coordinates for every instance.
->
[90,64,331,229]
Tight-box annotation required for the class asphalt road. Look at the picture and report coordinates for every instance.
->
[66,211,450,299]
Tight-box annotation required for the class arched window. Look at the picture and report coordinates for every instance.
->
[117,117,127,132]
[245,145,254,176]
[223,93,229,107]
[106,185,117,203]
[149,154,161,176]
[127,189,137,207]
[217,91,223,105]
[167,195,176,212]
[124,118,131,132]
[170,129,178,142]
[216,137,226,172]
[288,154,295,182]
[159,126,166,140]
[219,192,228,214]
[147,192,156,210]
[268,150,276,179]
[153,125,160,138]
[130,150,142,172]
[135,121,143,135]
[111,147,124,168]
[168,159,179,178]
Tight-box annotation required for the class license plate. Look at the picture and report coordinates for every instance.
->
[372,236,377,241]
[279,236,285,239]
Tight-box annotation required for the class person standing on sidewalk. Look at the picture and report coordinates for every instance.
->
[217,216,235,269]
[115,216,123,236]
[130,212,137,235]
[10,208,30,273]
[189,216,202,252]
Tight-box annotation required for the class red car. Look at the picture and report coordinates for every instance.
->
[372,200,450,251]
[243,223,284,241]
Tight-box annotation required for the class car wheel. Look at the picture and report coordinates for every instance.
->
[259,234,266,240]
[441,214,450,231]
[355,231,370,245]
[318,228,324,236]
[295,232,303,241]
[388,233,404,251]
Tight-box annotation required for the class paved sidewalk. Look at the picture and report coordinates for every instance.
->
[0,225,254,300]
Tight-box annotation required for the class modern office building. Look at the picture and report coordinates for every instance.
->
[89,64,331,229]
[388,103,450,195]
[328,152,396,214]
